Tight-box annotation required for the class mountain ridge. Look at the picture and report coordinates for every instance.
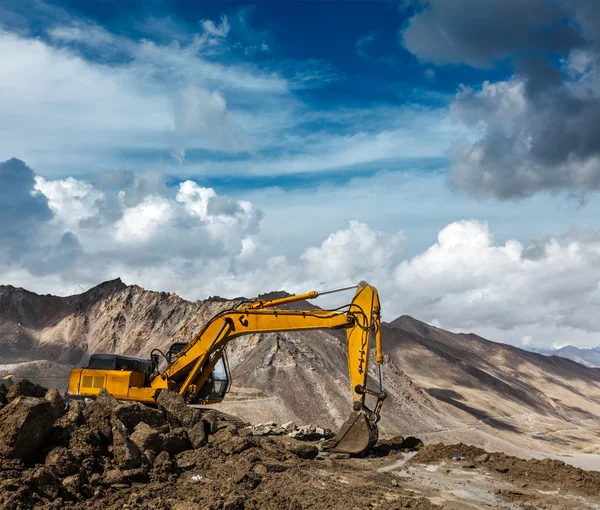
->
[2,280,600,457]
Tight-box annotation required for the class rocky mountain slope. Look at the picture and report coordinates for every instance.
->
[2,280,600,459]
[528,344,600,367]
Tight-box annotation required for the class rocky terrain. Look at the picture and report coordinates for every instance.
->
[1,379,600,509]
[2,280,600,464]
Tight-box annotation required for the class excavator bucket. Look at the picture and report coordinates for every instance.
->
[324,411,379,454]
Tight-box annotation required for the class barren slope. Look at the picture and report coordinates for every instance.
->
[3,280,600,459]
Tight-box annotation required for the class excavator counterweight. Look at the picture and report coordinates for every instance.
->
[68,282,387,454]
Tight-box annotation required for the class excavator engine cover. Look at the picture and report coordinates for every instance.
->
[324,411,378,454]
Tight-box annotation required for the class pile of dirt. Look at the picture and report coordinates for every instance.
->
[0,380,435,510]
[410,442,600,500]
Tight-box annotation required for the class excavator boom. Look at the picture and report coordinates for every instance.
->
[68,281,387,454]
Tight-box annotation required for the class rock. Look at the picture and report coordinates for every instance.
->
[223,497,245,510]
[156,390,202,428]
[159,427,193,455]
[25,467,64,500]
[82,389,118,443]
[6,379,47,402]
[45,389,66,421]
[62,473,85,495]
[253,464,268,476]
[219,435,254,455]
[328,453,351,460]
[285,443,318,460]
[262,460,289,473]
[112,417,142,469]
[152,451,176,481]
[475,453,490,463]
[282,421,296,431]
[233,462,262,490]
[113,401,167,433]
[202,411,219,435]
[60,400,85,426]
[187,421,207,449]
[144,449,157,465]
[315,427,325,435]
[0,396,56,459]
[68,425,104,460]
[122,467,149,483]
[103,468,125,485]
[130,422,161,452]
[175,450,199,470]
[45,447,78,477]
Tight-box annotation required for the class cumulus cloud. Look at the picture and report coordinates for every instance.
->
[0,158,53,259]
[7,158,600,347]
[401,0,600,198]
[394,220,600,337]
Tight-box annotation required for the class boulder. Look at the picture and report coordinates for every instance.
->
[24,467,64,500]
[45,389,66,422]
[0,396,56,459]
[159,427,193,455]
[282,421,296,432]
[82,389,118,442]
[156,390,202,428]
[62,472,86,496]
[130,422,161,452]
[6,380,47,402]
[187,421,207,449]
[151,451,177,482]
[113,401,167,433]
[68,425,104,460]
[285,443,318,460]
[111,417,142,469]
[201,410,219,435]
[45,447,78,478]
[59,400,85,427]
[233,462,262,490]
[102,468,125,486]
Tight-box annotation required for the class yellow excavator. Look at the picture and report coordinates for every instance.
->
[67,281,387,453]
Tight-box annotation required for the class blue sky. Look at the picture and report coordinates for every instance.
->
[1,0,600,347]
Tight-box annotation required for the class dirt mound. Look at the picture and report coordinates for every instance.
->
[0,381,436,510]
[410,442,600,499]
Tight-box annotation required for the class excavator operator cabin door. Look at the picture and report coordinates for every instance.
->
[195,352,231,403]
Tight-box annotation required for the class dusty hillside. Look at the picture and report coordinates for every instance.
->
[3,280,600,461]
[385,316,600,456]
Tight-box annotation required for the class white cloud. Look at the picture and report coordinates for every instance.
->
[11,167,600,348]
[200,16,230,38]
[0,8,459,184]
[394,220,600,340]
[115,196,174,244]
[34,176,104,231]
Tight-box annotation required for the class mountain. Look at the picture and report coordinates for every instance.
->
[3,280,600,460]
[527,344,600,367]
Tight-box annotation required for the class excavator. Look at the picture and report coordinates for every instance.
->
[67,281,387,454]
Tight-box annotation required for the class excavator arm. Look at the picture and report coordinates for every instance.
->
[68,281,387,454]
